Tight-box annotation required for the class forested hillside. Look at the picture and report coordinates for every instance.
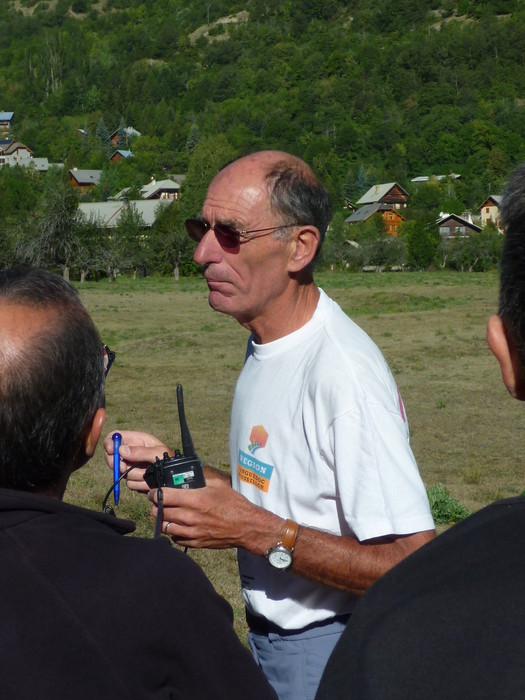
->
[2,0,524,205]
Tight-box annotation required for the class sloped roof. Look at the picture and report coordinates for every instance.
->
[345,203,403,224]
[0,140,33,156]
[110,187,131,200]
[357,182,408,205]
[437,212,482,232]
[411,173,461,183]
[140,178,180,199]
[0,112,14,121]
[109,126,141,139]
[110,149,133,159]
[69,169,102,185]
[19,157,62,172]
[478,194,502,209]
[345,203,383,223]
[78,199,171,228]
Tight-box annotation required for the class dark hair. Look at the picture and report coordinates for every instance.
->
[0,268,105,491]
[264,158,332,261]
[499,164,525,369]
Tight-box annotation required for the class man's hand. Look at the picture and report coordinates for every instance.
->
[150,473,283,551]
[103,430,171,492]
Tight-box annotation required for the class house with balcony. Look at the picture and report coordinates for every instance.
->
[140,178,181,201]
[357,182,409,209]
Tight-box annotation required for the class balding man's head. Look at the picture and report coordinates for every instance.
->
[217,151,332,250]
[0,269,105,493]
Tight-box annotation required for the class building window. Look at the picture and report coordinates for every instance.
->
[439,226,450,234]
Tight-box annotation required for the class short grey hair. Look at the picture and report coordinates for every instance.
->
[264,158,332,260]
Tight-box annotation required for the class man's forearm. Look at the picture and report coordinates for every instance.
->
[285,525,434,595]
[156,480,434,594]
[237,506,435,595]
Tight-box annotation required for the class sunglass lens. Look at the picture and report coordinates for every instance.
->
[214,223,241,248]
[185,219,208,243]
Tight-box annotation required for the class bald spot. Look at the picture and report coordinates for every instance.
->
[218,150,318,187]
[0,302,59,388]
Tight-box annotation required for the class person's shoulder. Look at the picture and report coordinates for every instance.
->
[317,497,525,700]
[355,494,525,608]
[319,291,387,361]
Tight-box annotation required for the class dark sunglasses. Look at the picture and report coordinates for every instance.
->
[185,217,292,249]
[103,344,116,377]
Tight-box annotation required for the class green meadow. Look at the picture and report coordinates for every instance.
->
[68,270,521,639]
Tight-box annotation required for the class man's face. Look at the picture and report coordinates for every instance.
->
[193,158,294,336]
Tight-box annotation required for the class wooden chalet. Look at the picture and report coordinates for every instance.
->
[345,203,406,237]
[68,168,102,193]
[357,182,409,209]
[109,126,141,146]
[109,149,133,162]
[437,212,481,239]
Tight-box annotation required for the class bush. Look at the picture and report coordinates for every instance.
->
[444,231,503,272]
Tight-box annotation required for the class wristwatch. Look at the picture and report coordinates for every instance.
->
[266,519,299,570]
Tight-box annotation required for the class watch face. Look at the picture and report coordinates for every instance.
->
[268,546,292,570]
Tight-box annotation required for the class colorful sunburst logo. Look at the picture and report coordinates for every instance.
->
[248,425,268,454]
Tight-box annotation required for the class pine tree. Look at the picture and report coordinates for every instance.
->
[96,117,111,149]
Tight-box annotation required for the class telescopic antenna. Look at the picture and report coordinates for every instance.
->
[177,383,196,458]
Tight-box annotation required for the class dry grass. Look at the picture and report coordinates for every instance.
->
[66,270,522,640]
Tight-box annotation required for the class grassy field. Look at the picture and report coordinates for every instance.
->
[67,270,522,639]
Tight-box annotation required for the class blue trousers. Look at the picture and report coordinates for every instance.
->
[248,617,349,700]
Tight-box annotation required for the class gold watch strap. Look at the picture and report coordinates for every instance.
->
[280,519,299,550]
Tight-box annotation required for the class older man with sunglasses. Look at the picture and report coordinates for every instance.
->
[105,151,435,700]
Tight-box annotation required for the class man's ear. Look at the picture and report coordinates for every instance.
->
[84,407,106,458]
[487,315,525,400]
[287,225,321,273]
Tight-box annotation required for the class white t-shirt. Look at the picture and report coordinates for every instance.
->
[230,288,434,629]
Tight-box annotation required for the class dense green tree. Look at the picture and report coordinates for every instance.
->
[178,134,237,225]
[401,219,440,270]
[148,201,197,277]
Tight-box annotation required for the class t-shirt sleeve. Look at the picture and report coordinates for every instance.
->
[330,400,434,541]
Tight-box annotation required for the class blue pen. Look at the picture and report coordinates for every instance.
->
[112,432,122,506]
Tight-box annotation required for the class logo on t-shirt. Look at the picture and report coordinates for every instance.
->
[248,425,268,454]
[238,425,273,492]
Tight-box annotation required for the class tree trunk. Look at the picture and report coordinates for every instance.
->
[63,266,70,281]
